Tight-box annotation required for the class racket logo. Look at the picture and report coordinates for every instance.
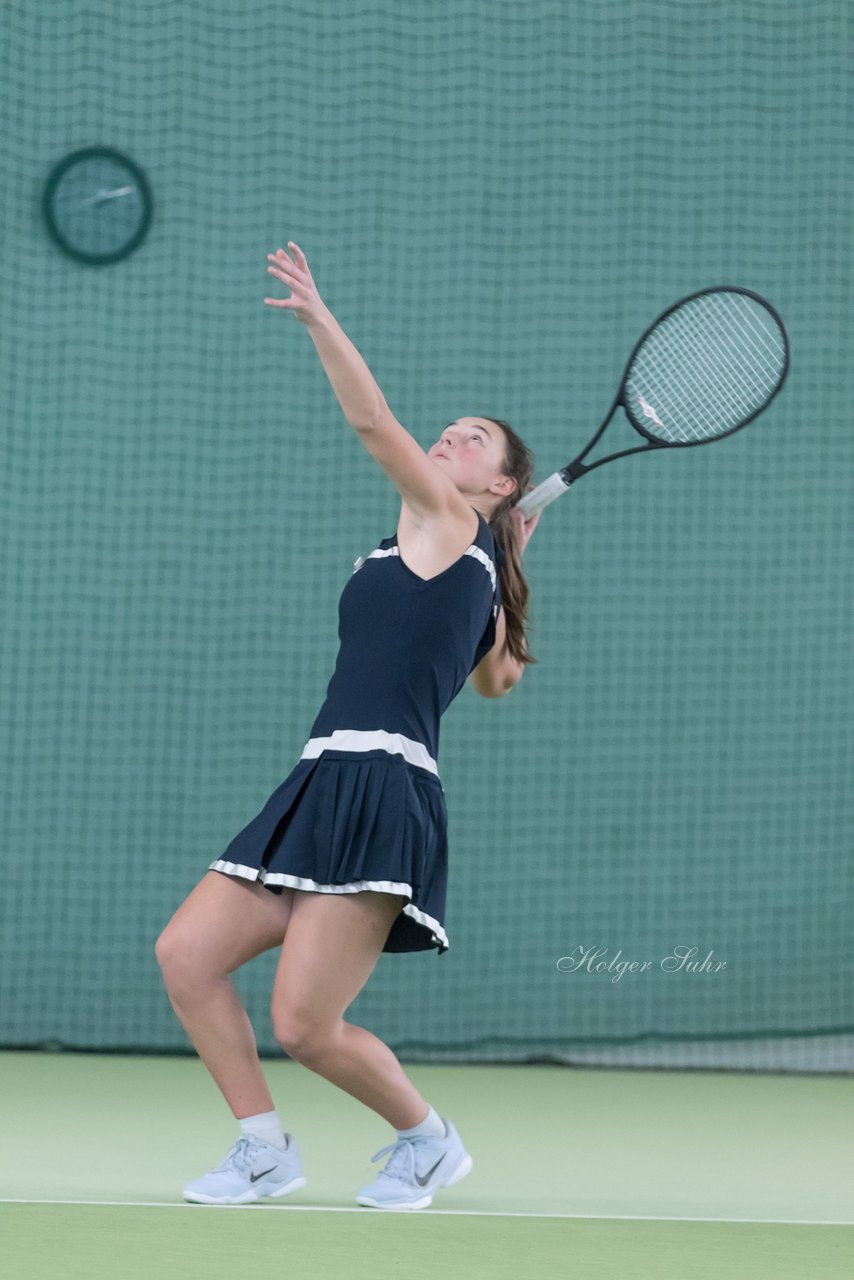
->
[636,393,665,429]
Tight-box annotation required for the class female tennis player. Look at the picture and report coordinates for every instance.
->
[155,242,541,1211]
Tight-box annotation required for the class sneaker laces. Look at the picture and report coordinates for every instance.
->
[368,1133,439,1184]
[214,1135,270,1177]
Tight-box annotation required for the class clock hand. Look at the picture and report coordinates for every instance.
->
[79,185,136,206]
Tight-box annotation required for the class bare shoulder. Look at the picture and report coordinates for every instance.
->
[396,498,480,583]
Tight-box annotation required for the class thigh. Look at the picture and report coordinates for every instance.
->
[156,871,296,981]
[271,889,406,1034]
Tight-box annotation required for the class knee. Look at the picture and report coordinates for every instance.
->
[154,928,174,972]
[273,1006,337,1062]
[155,929,199,993]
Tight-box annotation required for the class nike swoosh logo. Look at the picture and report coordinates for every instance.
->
[413,1153,447,1187]
[250,1166,278,1183]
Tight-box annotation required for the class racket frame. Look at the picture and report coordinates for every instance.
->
[517,284,790,519]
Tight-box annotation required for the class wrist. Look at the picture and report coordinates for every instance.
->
[305,304,333,333]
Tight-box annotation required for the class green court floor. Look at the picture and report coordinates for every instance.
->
[1,1051,851,1278]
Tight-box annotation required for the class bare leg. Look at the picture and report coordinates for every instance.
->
[303,1023,430,1130]
[164,979,277,1119]
[271,889,431,1130]
[156,871,296,1119]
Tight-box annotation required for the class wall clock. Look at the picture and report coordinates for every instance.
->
[42,146,153,265]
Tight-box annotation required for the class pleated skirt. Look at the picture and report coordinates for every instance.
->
[208,747,450,954]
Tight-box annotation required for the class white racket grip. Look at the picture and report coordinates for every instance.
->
[516,470,571,518]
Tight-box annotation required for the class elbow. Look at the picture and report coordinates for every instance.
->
[469,674,501,699]
[489,662,523,698]
[500,659,525,695]
[355,392,393,434]
[468,668,505,699]
[468,650,524,699]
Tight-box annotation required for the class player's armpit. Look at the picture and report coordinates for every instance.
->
[354,400,465,522]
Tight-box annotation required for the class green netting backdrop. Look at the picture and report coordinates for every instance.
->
[1,0,852,1072]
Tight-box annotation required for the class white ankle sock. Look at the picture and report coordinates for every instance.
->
[396,1103,447,1140]
[239,1109,289,1151]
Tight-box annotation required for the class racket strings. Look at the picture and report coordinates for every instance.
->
[641,305,775,439]
[641,333,746,439]
[643,320,755,438]
[655,305,764,419]
[677,296,782,411]
[638,294,785,440]
[625,291,787,444]
[704,292,784,372]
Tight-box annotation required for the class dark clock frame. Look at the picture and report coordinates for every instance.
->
[42,145,153,265]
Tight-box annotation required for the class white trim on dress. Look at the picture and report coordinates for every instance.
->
[300,728,440,777]
[207,858,450,950]
[354,542,496,594]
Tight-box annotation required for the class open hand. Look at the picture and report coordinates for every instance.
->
[264,242,327,326]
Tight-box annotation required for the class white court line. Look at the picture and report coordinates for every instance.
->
[0,1199,851,1225]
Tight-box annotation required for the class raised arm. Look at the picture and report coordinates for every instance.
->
[265,242,386,428]
[265,242,458,520]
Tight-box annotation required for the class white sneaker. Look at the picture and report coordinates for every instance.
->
[183,1132,307,1205]
[355,1116,473,1210]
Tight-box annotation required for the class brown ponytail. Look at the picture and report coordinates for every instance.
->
[479,416,539,668]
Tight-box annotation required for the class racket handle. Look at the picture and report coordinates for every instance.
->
[516,470,571,518]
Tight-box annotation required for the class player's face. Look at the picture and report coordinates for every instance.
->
[428,418,507,495]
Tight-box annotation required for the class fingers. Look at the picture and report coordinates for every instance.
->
[265,241,307,275]
[267,243,305,269]
[267,253,297,278]
[264,242,315,317]
[267,263,296,286]
[264,244,298,309]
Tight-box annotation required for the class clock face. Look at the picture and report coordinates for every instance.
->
[42,146,153,265]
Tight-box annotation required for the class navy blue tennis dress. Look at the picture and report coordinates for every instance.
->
[209,507,505,955]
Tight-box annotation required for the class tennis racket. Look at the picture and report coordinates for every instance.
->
[516,285,790,519]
